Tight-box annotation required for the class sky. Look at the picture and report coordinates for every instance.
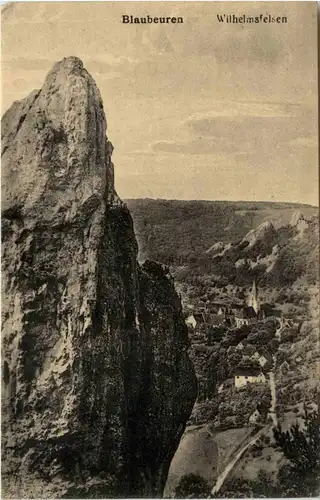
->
[1,1,318,205]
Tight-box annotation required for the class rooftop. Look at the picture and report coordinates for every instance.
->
[235,306,257,319]
[235,367,263,377]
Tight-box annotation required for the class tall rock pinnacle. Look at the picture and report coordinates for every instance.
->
[1,57,197,498]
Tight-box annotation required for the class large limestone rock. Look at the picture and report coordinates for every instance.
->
[1,57,197,498]
[242,221,277,249]
[290,211,305,227]
[205,241,225,255]
[290,211,309,239]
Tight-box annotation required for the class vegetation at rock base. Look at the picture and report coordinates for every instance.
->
[216,470,279,498]
[273,408,320,497]
[175,473,211,498]
[217,408,320,498]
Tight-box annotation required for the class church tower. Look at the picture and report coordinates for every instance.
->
[248,278,260,315]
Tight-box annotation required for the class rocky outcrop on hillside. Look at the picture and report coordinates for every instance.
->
[241,221,277,249]
[290,211,306,227]
[1,57,197,498]
[289,211,309,239]
[205,241,225,255]
[207,214,319,287]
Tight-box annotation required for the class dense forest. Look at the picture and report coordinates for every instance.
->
[127,199,319,287]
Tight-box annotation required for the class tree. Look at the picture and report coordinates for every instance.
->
[206,326,225,344]
[175,473,211,498]
[273,407,320,497]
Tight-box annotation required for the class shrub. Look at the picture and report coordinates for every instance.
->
[175,473,211,498]
[273,407,320,497]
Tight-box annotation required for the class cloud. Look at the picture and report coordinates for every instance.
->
[152,138,241,156]
[151,101,316,157]
[86,55,139,71]
[85,57,138,81]
[186,100,298,121]
[188,110,315,142]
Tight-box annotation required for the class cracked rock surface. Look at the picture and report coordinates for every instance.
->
[1,57,197,499]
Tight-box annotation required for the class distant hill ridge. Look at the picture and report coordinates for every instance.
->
[126,199,318,280]
[125,198,317,208]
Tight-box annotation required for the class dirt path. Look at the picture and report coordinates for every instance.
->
[268,368,277,426]
[210,425,271,495]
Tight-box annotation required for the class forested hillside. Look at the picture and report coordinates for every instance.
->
[126,199,318,267]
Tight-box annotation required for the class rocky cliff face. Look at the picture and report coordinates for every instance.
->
[1,57,197,498]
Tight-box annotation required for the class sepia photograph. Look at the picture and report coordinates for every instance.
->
[1,1,319,498]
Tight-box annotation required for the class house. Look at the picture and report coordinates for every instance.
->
[230,303,245,314]
[185,314,197,329]
[218,306,228,316]
[249,408,261,424]
[251,351,268,367]
[234,368,267,388]
[242,345,256,357]
[211,300,227,308]
[235,342,245,351]
[204,313,225,326]
[234,306,257,328]
[192,312,227,328]
[258,355,268,367]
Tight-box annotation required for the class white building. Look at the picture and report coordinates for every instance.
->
[235,342,245,351]
[234,370,267,388]
[249,408,261,424]
[258,355,268,367]
[251,352,268,367]
[185,314,197,329]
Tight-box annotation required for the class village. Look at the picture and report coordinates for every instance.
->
[184,280,285,392]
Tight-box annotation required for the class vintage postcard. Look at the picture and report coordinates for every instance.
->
[1,1,319,498]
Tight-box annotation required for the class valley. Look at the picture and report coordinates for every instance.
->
[128,199,320,498]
